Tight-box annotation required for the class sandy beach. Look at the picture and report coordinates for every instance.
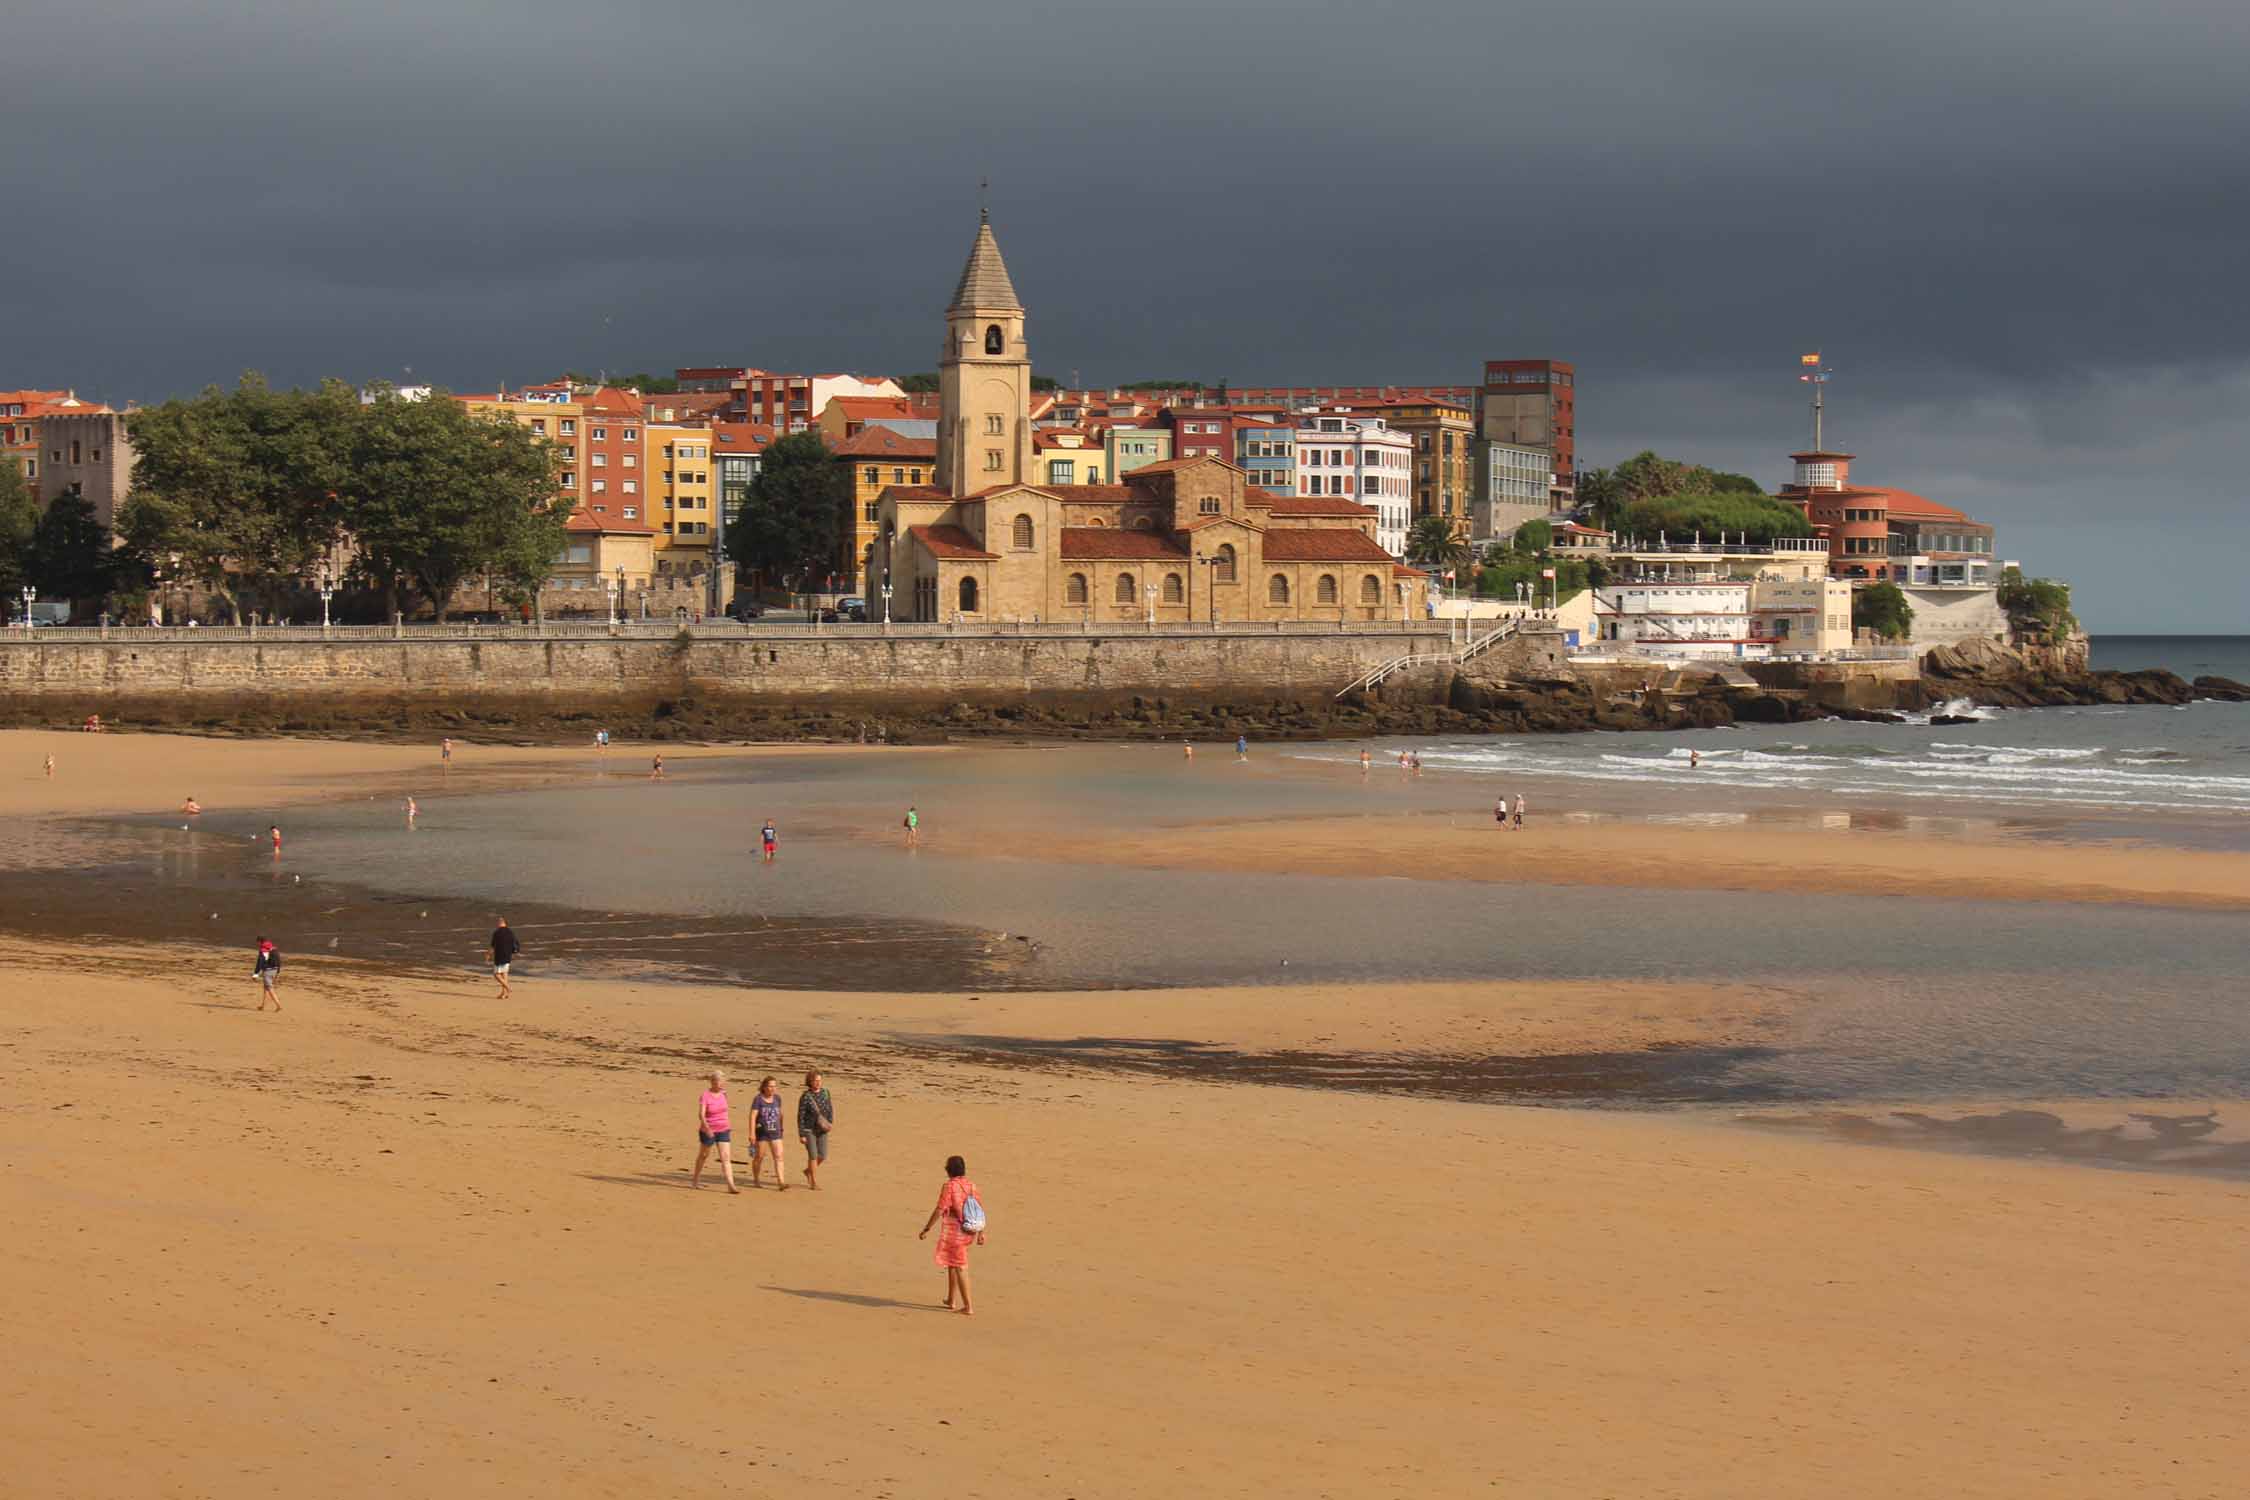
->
[3,732,2248,1496]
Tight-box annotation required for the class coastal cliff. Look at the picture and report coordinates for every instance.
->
[1921,635,2248,709]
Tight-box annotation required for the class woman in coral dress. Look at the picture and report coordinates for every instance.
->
[919,1155,986,1315]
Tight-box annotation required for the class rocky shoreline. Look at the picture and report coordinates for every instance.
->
[4,636,2240,746]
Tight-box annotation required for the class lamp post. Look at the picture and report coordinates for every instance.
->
[19,584,34,629]
[606,568,621,627]
[318,571,335,632]
[1145,582,1157,630]
[880,581,893,627]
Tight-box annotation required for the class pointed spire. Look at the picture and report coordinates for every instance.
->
[949,216,1022,313]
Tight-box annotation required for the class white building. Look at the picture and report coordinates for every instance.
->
[1590,538,1854,657]
[1295,412,1413,556]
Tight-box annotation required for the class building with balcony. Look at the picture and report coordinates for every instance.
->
[648,419,718,584]
[1294,412,1413,556]
[677,368,904,432]
[1777,449,1998,586]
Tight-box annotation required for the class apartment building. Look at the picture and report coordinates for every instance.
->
[647,420,718,580]
[1295,412,1413,556]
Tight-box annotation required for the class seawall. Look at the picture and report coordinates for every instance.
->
[0,624,1454,720]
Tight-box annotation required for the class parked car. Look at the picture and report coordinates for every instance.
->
[725,599,766,621]
[815,605,842,623]
[839,595,868,621]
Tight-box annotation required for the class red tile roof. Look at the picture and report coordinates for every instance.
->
[1262,529,1397,563]
[1058,527,1192,561]
[1120,455,1233,479]
[909,523,996,560]
[833,424,936,458]
[1857,486,1969,523]
[1253,494,1377,518]
[885,485,957,503]
[828,394,940,418]
[711,422,777,448]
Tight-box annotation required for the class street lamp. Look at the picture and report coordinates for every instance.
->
[1145,582,1157,630]
[318,570,335,631]
[880,580,893,626]
[608,567,623,626]
[19,584,34,629]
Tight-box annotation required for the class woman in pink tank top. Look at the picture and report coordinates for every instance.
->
[692,1069,738,1193]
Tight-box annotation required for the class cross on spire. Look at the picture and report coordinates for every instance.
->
[979,176,989,223]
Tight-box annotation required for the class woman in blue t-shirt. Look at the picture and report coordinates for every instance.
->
[750,1076,789,1190]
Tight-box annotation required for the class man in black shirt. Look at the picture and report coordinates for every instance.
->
[491,918,521,1000]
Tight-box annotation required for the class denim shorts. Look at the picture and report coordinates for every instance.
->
[699,1128,731,1146]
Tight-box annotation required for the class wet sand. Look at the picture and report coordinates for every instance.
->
[4,941,2247,1498]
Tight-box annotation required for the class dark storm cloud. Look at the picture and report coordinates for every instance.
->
[5,0,2247,627]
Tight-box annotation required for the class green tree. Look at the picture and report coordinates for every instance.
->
[1852,580,1915,641]
[1404,514,1471,573]
[342,389,565,621]
[0,460,36,599]
[1117,379,1203,392]
[1618,492,1812,544]
[1030,375,1061,392]
[1995,567,2077,638]
[564,371,679,394]
[28,494,118,606]
[727,430,849,591]
[1511,518,1553,553]
[1574,467,1623,531]
[1707,470,1763,493]
[896,373,940,394]
[119,374,353,623]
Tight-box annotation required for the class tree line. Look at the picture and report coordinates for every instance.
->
[61,376,570,623]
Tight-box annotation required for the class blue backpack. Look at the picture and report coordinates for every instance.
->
[957,1190,987,1235]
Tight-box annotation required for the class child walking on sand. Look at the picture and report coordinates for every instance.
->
[692,1071,739,1193]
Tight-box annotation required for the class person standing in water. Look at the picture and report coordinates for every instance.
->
[1182,742,1193,761]
[691,1071,739,1193]
[1359,749,1371,775]
[182,797,201,816]
[404,795,418,823]
[441,737,453,768]
[44,753,54,779]
[1689,749,1701,769]
[650,754,666,781]
[269,824,283,855]
[490,918,520,999]
[797,1071,834,1189]
[903,805,920,847]
[919,1154,987,1315]
[252,937,282,1011]
[1235,735,1248,760]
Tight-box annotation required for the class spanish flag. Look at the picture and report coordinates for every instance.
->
[1800,351,1822,367]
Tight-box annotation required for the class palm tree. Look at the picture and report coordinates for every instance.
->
[1404,515,1470,576]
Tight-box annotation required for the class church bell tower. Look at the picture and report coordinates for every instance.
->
[937,210,1033,496]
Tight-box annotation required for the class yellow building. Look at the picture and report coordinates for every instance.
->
[648,421,719,581]
[833,424,936,594]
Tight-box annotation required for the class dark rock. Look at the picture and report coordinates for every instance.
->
[2193,675,2250,702]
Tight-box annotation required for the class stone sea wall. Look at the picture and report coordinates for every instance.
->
[0,627,1454,718]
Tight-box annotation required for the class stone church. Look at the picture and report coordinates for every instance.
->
[870,216,1425,624]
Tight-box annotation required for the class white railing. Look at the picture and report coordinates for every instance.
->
[1335,616,1527,697]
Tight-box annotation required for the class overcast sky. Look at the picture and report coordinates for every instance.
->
[6,0,2246,630]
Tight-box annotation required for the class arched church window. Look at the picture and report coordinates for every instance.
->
[1214,544,1236,582]
[1115,573,1137,605]
[958,576,979,613]
[985,413,1004,436]
[1130,515,1153,531]
[1199,497,1220,515]
[1066,573,1089,605]
[985,324,1004,355]
[1360,574,1382,604]
[1162,573,1183,603]
[1317,574,1338,604]
[1268,574,1291,605]
[1012,514,1034,550]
